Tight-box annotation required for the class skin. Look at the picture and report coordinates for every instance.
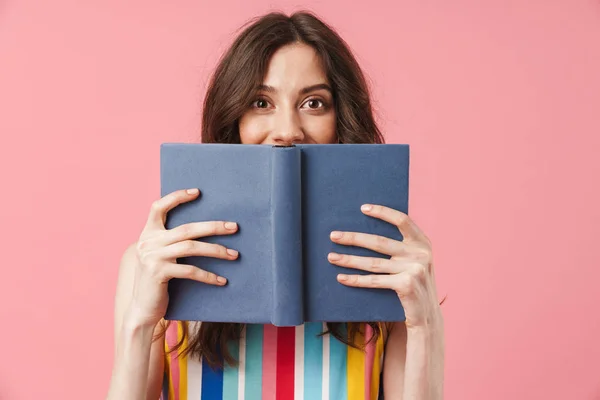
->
[106,42,444,400]
[238,42,337,145]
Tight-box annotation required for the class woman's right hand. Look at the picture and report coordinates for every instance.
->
[125,188,239,328]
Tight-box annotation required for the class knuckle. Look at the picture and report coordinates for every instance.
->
[410,245,432,263]
[150,199,162,213]
[147,260,163,278]
[182,240,196,252]
[182,266,197,280]
[212,221,223,234]
[370,275,383,287]
[205,271,218,283]
[178,224,192,237]
[137,248,153,265]
[196,269,211,282]
[399,274,416,294]
[412,263,427,281]
[217,244,229,257]
[173,225,193,242]
[404,275,417,293]
[370,258,383,272]
[396,212,409,227]
[136,240,148,252]
[375,235,388,247]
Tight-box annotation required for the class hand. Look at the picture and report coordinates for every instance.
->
[327,204,442,329]
[127,188,239,327]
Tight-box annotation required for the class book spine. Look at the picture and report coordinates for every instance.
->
[270,146,303,326]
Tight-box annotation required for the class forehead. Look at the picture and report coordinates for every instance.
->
[262,43,328,87]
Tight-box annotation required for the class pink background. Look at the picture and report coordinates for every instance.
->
[1,0,600,399]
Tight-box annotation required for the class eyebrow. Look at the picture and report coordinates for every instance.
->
[256,83,332,95]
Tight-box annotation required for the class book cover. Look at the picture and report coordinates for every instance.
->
[160,143,409,326]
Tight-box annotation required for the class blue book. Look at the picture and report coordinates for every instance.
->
[160,143,409,326]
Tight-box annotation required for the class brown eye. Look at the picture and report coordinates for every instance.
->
[304,99,324,109]
[252,98,269,109]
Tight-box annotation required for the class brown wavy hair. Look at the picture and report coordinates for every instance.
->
[161,10,390,369]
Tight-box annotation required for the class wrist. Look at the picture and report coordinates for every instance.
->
[406,311,445,339]
[404,320,445,400]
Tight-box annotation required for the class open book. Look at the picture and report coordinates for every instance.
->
[160,143,409,326]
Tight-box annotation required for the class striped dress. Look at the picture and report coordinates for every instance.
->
[161,321,385,400]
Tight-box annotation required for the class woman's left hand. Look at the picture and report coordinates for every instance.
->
[328,203,442,329]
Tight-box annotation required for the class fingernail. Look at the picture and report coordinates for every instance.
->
[224,222,237,230]
[187,188,199,194]
[217,276,227,284]
[330,231,342,239]
[361,204,372,212]
[338,274,348,281]
[226,249,238,257]
[328,252,341,261]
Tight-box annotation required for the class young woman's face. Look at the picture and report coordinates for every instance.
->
[239,43,337,145]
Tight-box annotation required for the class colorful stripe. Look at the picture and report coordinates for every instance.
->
[303,322,323,399]
[364,324,376,400]
[223,340,239,400]
[370,325,384,400]
[244,325,263,400]
[328,324,347,400]
[276,326,295,399]
[178,322,188,399]
[261,324,277,400]
[237,331,246,400]
[162,321,385,400]
[165,322,180,400]
[187,340,203,399]
[201,356,224,399]
[321,323,330,400]
[346,324,365,400]
[294,324,304,399]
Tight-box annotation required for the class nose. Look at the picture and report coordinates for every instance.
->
[270,108,304,145]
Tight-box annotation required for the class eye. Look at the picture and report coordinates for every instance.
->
[302,98,325,109]
[251,98,270,109]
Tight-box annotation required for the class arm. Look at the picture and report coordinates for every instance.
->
[105,188,240,400]
[106,244,165,400]
[327,204,445,399]
[383,320,445,399]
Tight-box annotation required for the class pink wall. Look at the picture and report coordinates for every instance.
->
[1,0,599,399]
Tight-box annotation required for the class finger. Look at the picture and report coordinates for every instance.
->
[330,230,405,256]
[337,264,427,294]
[161,262,227,286]
[360,204,427,243]
[336,272,398,289]
[328,252,402,274]
[159,240,239,261]
[145,188,200,230]
[158,221,238,246]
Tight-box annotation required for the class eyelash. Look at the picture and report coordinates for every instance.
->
[250,97,327,110]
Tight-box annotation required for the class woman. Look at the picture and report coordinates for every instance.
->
[107,10,445,400]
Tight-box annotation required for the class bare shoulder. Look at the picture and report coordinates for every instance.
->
[382,321,407,346]
[382,322,394,344]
